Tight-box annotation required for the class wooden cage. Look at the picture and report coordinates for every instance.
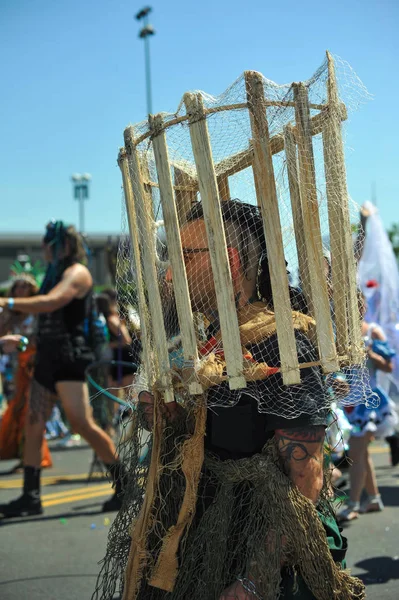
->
[118,51,363,396]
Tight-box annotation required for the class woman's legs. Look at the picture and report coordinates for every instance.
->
[364,448,379,498]
[340,431,375,520]
[360,445,384,513]
[55,381,118,464]
[348,434,368,503]
[56,380,126,512]
[338,433,368,520]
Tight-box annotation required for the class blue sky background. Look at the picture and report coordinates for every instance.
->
[0,0,397,234]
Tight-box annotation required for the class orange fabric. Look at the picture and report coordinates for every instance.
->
[0,347,52,468]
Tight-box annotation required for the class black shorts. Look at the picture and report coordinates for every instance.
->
[34,337,94,394]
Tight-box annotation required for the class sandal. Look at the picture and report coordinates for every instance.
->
[337,501,360,522]
[359,495,384,514]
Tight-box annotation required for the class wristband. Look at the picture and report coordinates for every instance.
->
[17,336,29,352]
[7,298,15,309]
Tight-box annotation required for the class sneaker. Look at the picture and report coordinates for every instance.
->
[56,434,81,448]
[0,494,43,518]
[102,491,123,513]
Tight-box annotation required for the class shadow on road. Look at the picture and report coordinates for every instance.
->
[379,485,399,507]
[354,556,399,584]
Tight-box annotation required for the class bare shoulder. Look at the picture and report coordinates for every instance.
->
[63,263,92,295]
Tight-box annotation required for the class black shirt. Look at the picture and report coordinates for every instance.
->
[205,330,329,460]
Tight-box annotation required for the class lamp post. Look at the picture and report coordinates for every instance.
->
[71,173,91,233]
[135,6,155,116]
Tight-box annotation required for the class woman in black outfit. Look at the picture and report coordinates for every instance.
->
[0,221,126,518]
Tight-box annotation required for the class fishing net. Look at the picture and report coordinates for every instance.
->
[93,52,371,600]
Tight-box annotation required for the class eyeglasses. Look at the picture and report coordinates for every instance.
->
[182,248,210,257]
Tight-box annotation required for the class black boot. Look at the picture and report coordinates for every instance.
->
[0,466,43,518]
[386,432,399,467]
[102,462,127,513]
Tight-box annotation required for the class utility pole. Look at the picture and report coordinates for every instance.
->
[135,6,155,115]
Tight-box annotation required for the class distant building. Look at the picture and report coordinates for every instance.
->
[0,232,116,288]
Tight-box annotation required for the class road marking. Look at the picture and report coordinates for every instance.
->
[43,489,112,508]
[42,484,112,501]
[0,472,107,489]
[369,446,389,455]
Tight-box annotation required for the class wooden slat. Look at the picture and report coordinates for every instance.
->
[184,91,246,390]
[150,114,203,395]
[284,124,313,315]
[325,51,363,363]
[217,174,230,201]
[293,82,339,373]
[245,71,300,385]
[132,101,329,147]
[124,126,175,403]
[118,148,152,383]
[214,104,347,179]
[174,166,197,224]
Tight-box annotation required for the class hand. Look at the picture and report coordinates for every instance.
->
[138,391,184,431]
[0,298,8,310]
[0,334,25,354]
[219,580,257,599]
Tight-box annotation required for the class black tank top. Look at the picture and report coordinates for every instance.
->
[37,262,92,343]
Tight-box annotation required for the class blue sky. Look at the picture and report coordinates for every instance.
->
[0,0,397,234]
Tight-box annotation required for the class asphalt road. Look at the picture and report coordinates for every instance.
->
[0,440,398,600]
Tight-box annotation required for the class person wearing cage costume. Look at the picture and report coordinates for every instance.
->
[95,201,365,600]
[0,221,127,518]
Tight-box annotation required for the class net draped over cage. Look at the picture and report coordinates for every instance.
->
[93,52,371,600]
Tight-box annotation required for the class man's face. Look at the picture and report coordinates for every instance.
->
[166,219,217,314]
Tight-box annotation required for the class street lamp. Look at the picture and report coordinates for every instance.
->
[135,6,155,116]
[71,173,91,233]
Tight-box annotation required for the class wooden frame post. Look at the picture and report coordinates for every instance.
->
[174,166,197,225]
[184,92,246,390]
[124,126,175,403]
[217,174,230,201]
[149,113,203,395]
[118,148,152,383]
[324,51,363,363]
[293,82,339,373]
[245,71,300,385]
[284,124,313,315]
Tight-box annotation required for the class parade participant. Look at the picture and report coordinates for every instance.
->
[357,203,399,466]
[0,271,52,469]
[94,54,370,599]
[0,221,126,518]
[339,297,398,521]
[95,201,364,600]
